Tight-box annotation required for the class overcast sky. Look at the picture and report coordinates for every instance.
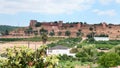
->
[0,0,120,26]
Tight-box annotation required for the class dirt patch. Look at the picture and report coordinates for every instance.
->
[0,41,51,53]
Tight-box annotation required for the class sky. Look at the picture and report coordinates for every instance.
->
[0,0,120,26]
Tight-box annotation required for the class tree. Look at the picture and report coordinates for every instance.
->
[89,27,93,32]
[0,46,59,68]
[35,22,41,27]
[40,28,48,35]
[41,33,48,44]
[76,45,98,63]
[80,22,83,25]
[84,22,87,24]
[33,31,38,36]
[76,29,82,37]
[49,30,55,36]
[98,52,120,67]
[111,45,120,55]
[65,30,71,36]
[54,21,58,23]
[89,27,94,37]
[5,30,9,35]
[24,27,33,36]
[58,31,62,36]
[70,48,78,53]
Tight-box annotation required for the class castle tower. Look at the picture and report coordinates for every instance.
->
[58,21,63,29]
[29,20,37,27]
[102,22,107,28]
[77,22,81,29]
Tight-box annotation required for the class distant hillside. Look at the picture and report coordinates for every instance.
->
[0,25,19,33]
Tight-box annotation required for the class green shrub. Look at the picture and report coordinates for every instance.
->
[98,52,120,67]
[48,37,82,47]
[76,45,98,62]
[0,37,64,42]
[97,51,105,57]
[111,45,120,55]
[70,48,78,53]
[95,44,113,50]
[59,61,74,68]
[58,54,75,61]
[77,44,83,48]
[0,46,59,68]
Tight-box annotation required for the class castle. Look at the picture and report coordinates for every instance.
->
[9,20,120,40]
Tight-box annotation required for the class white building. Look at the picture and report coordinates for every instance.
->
[47,45,75,57]
[94,37,109,41]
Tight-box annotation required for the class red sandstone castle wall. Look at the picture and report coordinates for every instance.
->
[9,20,120,39]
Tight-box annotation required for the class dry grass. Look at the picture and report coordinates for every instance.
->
[0,41,51,54]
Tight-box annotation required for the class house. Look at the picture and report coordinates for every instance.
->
[47,45,75,57]
[94,37,109,41]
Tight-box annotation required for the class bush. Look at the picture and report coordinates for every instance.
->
[87,38,95,43]
[96,44,113,50]
[59,61,74,68]
[58,54,75,61]
[77,44,83,48]
[47,38,82,47]
[95,34,109,37]
[98,52,120,67]
[97,51,105,57]
[0,46,59,68]
[70,48,78,53]
[76,45,98,62]
[111,45,120,55]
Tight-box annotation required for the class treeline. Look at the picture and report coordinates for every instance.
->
[0,25,19,33]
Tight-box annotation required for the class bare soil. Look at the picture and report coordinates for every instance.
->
[0,41,51,53]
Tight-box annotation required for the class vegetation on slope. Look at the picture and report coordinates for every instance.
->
[77,40,120,50]
[47,37,82,47]
[0,37,65,42]
[0,25,19,33]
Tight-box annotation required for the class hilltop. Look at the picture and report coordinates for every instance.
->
[1,20,120,40]
[0,25,20,33]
